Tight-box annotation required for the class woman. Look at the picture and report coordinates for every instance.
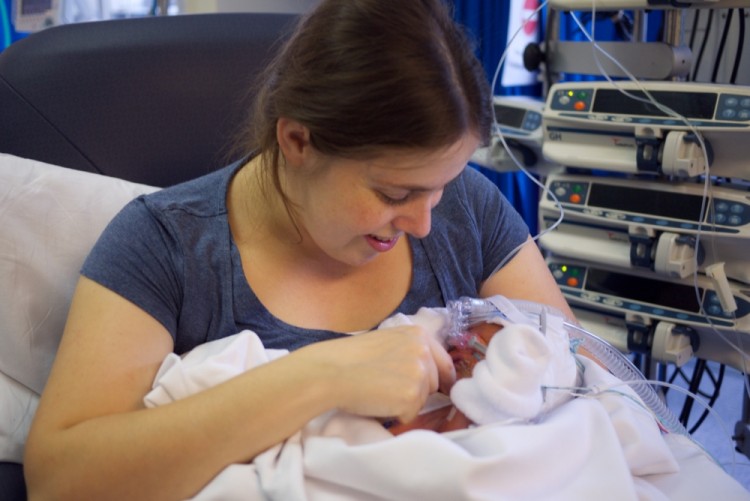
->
[24,0,576,499]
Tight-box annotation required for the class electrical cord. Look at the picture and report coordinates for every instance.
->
[674,360,726,433]
[730,8,745,84]
[668,361,726,434]
[711,9,734,82]
[689,364,726,433]
[692,9,714,81]
[689,10,701,58]
[543,6,554,92]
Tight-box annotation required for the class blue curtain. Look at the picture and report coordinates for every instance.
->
[1,0,28,51]
[451,0,543,234]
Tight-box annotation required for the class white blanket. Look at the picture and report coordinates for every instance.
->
[144,306,749,501]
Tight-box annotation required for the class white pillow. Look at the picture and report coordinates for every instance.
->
[0,371,38,463]
[0,153,158,461]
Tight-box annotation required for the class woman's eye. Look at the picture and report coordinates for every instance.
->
[377,190,411,205]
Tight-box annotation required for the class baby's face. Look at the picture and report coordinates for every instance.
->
[466,322,502,345]
[449,322,503,379]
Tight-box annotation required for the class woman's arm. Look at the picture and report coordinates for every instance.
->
[25,277,454,500]
[478,236,577,322]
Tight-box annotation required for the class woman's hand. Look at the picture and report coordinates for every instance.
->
[296,325,456,424]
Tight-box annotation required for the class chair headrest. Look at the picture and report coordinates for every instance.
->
[0,13,298,187]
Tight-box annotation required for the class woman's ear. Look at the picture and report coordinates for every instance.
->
[277,117,312,168]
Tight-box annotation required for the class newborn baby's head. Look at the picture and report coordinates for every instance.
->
[387,321,504,436]
[448,321,503,379]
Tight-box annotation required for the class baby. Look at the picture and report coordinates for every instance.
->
[381,297,582,435]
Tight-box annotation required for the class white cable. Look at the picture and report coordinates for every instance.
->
[567,6,750,389]
[487,0,562,276]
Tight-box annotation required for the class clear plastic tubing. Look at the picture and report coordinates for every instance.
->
[446,297,689,437]
[565,321,689,436]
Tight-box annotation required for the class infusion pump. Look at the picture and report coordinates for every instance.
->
[470,96,560,173]
[548,257,750,370]
[542,81,750,180]
[538,173,750,284]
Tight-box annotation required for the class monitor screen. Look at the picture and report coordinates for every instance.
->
[587,183,705,222]
[592,89,717,120]
[586,268,703,313]
[494,104,526,129]
[20,0,53,15]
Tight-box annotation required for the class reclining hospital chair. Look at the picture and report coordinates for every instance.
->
[0,12,297,498]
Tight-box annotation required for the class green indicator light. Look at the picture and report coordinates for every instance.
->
[570,268,579,276]
[573,184,583,193]
[578,91,587,99]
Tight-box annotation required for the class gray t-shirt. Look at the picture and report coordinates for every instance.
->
[82,161,529,355]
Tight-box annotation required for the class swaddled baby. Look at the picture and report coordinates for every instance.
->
[380,296,582,435]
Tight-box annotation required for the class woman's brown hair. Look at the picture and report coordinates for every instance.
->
[234,0,492,195]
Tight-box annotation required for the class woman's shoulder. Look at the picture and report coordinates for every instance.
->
[455,165,496,188]
[98,160,243,249]
[437,166,503,216]
[141,161,244,218]
[431,165,527,243]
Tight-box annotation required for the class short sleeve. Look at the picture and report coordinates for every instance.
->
[418,167,530,303]
[477,174,529,279]
[459,168,530,280]
[81,197,183,336]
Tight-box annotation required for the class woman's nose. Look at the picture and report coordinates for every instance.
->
[393,191,441,238]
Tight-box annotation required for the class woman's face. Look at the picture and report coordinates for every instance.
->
[286,134,480,268]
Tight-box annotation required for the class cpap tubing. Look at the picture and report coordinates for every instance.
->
[446,297,689,437]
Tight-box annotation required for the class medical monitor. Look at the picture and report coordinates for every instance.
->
[13,0,61,32]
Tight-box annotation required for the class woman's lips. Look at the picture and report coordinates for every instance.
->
[365,234,400,252]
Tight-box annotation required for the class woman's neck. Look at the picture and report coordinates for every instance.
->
[227,155,361,279]
[229,156,293,242]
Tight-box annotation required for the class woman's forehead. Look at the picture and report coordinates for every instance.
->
[362,135,479,183]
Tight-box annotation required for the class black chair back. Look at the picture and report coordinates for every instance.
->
[0,13,297,186]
